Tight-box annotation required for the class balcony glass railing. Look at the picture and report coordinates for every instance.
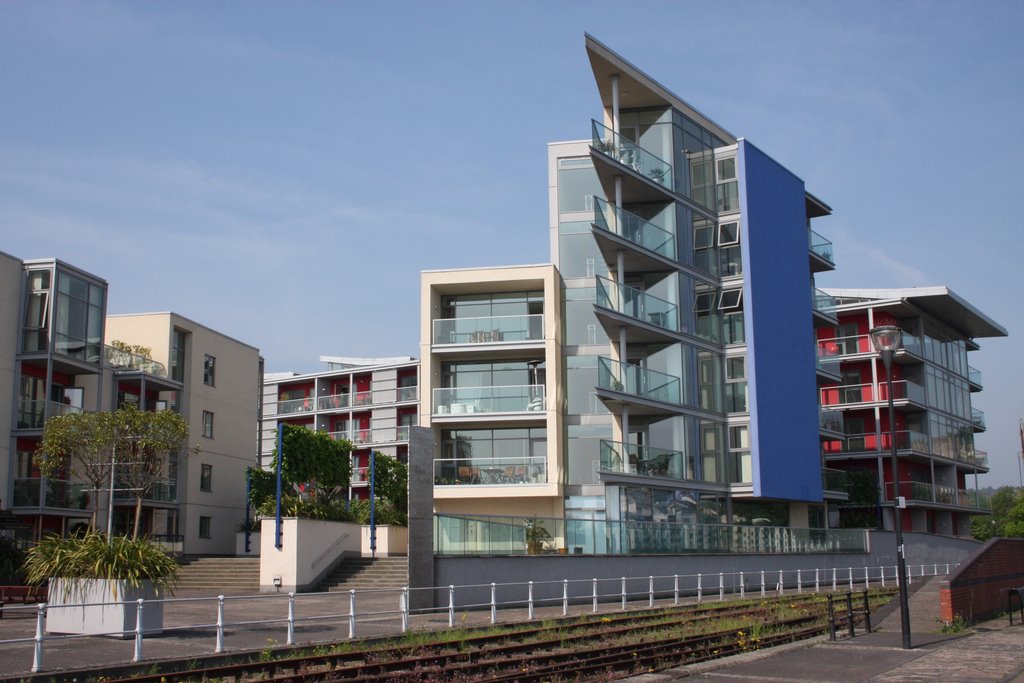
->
[819,380,926,407]
[968,366,983,387]
[592,197,675,259]
[808,229,835,264]
[398,385,419,402]
[971,408,986,430]
[599,440,696,481]
[597,357,681,406]
[434,456,547,486]
[591,120,673,189]
[433,385,545,415]
[317,393,350,411]
[812,288,837,318]
[433,314,544,345]
[277,396,314,415]
[817,333,925,359]
[13,478,89,509]
[824,429,930,454]
[822,468,848,492]
[15,399,82,429]
[969,449,989,468]
[351,466,368,484]
[435,513,868,556]
[114,479,176,503]
[104,345,168,378]
[816,342,840,371]
[883,482,990,510]
[818,408,844,433]
[595,276,678,332]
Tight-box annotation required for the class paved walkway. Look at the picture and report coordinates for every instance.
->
[1,578,1021,681]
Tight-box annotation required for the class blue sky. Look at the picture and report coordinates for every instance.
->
[2,1,1022,487]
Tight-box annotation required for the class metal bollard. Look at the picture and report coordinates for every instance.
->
[649,576,654,608]
[528,581,535,620]
[761,570,766,597]
[592,578,598,613]
[673,574,679,605]
[881,566,886,588]
[846,591,855,638]
[933,563,937,576]
[349,590,357,639]
[778,569,784,596]
[32,603,46,673]
[133,599,145,662]
[848,567,854,591]
[287,592,295,645]
[621,577,627,611]
[719,572,724,602]
[697,573,703,603]
[490,583,497,624]
[401,588,410,632]
[563,579,569,616]
[740,571,745,598]
[447,586,454,628]
[815,568,820,593]
[864,566,869,589]
[797,569,802,594]
[832,567,837,591]
[215,595,225,653]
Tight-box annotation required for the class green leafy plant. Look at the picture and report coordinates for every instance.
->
[22,531,179,594]
[524,518,551,545]
[0,536,26,584]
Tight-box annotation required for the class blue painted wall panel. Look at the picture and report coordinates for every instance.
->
[737,141,822,503]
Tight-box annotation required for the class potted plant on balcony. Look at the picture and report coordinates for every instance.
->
[523,518,551,555]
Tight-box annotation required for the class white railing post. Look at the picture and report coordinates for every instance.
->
[215,595,225,653]
[881,565,886,587]
[648,576,654,608]
[349,590,357,639]
[760,570,766,597]
[562,579,569,616]
[848,567,853,591]
[592,578,598,613]
[945,563,949,574]
[528,581,535,620]
[832,567,837,591]
[815,568,820,593]
[621,577,627,611]
[447,586,455,628]
[491,583,497,624]
[797,569,803,594]
[697,573,703,603]
[287,592,296,645]
[719,572,724,602]
[401,588,409,633]
[31,603,46,673]
[933,563,938,576]
[673,574,679,605]
[740,571,745,598]
[778,569,784,596]
[133,599,145,662]
[908,567,913,586]
[864,566,869,589]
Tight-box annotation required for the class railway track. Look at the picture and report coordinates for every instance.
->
[102,589,895,682]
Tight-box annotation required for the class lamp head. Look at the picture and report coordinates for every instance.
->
[870,325,903,370]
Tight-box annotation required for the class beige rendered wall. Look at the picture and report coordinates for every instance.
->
[106,313,261,555]
[0,252,23,510]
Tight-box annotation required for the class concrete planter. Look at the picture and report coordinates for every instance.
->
[46,578,164,637]
[236,531,261,556]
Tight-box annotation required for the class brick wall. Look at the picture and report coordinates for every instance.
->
[939,537,1024,623]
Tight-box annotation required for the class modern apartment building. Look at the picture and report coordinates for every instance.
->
[817,287,1006,536]
[1,251,262,554]
[260,356,419,497]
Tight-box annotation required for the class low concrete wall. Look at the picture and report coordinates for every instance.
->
[939,537,1024,623]
[236,532,261,557]
[259,518,361,592]
[361,525,408,557]
[430,530,979,609]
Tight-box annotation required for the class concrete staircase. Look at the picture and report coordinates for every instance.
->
[319,557,409,592]
[175,557,261,594]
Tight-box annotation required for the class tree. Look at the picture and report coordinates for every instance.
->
[36,404,191,537]
[971,486,1024,541]
[251,424,353,514]
[370,451,408,514]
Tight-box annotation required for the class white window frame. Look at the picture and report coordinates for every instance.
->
[718,289,743,311]
[694,292,715,313]
[718,221,740,247]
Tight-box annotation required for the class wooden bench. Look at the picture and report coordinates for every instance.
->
[0,585,48,618]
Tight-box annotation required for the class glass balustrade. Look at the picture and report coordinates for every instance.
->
[434,513,868,556]
[820,380,926,407]
[104,345,168,377]
[598,440,695,481]
[277,396,313,415]
[591,120,673,189]
[595,276,678,332]
[318,393,350,411]
[13,478,90,508]
[433,314,544,345]
[15,399,82,429]
[808,229,835,264]
[971,408,986,430]
[818,408,843,433]
[968,366,983,387]
[592,197,675,258]
[812,288,837,318]
[827,429,930,454]
[433,385,545,415]
[398,385,419,402]
[597,357,681,406]
[821,468,848,492]
[434,456,548,486]
[13,478,42,506]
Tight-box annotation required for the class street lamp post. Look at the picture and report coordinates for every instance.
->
[870,325,912,650]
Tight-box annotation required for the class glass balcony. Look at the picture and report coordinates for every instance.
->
[433,314,544,345]
[971,408,986,430]
[277,396,313,415]
[968,449,989,468]
[592,197,675,259]
[434,513,868,556]
[595,276,678,332]
[960,488,992,510]
[13,478,89,508]
[351,466,368,484]
[818,408,844,433]
[13,478,41,506]
[317,393,350,411]
[826,429,930,454]
[808,229,835,265]
[821,468,848,492]
[816,341,841,370]
[398,385,419,402]
[433,385,545,415]
[597,357,681,406]
[114,479,176,503]
[15,399,82,429]
[599,440,696,481]
[591,120,673,189]
[968,366,983,387]
[434,456,547,486]
[812,288,837,318]
[817,334,872,358]
[819,379,926,407]
[104,345,168,377]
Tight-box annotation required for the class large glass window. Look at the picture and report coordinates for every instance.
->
[557,158,602,213]
[725,356,748,413]
[437,427,547,485]
[22,269,51,352]
[54,271,104,362]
